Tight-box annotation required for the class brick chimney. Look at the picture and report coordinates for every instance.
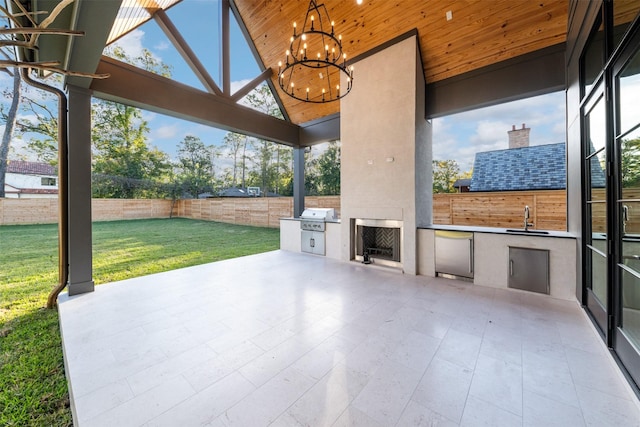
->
[508,123,530,149]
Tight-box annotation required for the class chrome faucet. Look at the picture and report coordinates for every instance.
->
[524,205,534,231]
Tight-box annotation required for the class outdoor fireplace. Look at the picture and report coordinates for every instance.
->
[354,219,402,268]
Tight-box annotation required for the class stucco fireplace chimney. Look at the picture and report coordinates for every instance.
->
[508,123,530,149]
[340,34,431,275]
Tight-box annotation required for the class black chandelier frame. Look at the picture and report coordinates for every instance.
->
[277,0,353,103]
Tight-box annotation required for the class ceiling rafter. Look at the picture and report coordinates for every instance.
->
[153,9,223,96]
[0,0,109,79]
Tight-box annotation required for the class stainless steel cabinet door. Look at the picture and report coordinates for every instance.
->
[301,230,325,255]
[508,247,549,294]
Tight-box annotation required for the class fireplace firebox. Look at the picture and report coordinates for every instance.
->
[354,219,402,268]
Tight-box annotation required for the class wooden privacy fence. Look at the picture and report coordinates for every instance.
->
[2,192,569,230]
[433,190,567,230]
[175,196,341,228]
[0,196,341,227]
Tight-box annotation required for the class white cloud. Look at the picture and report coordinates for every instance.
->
[154,41,170,51]
[152,124,179,140]
[112,29,146,59]
[432,91,566,172]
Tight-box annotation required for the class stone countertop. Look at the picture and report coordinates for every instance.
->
[280,217,341,224]
[420,224,576,239]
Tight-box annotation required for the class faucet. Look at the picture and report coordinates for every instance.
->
[524,205,534,231]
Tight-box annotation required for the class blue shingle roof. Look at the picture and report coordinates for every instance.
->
[470,143,575,191]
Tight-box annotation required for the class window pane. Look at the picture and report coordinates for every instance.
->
[587,95,606,156]
[590,201,607,235]
[582,19,604,96]
[618,49,640,137]
[620,268,640,350]
[591,249,608,305]
[621,128,640,200]
[614,1,640,48]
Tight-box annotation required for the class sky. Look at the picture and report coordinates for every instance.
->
[2,0,566,171]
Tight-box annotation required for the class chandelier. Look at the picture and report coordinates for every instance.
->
[277,0,354,103]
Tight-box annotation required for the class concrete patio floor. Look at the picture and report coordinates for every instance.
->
[58,250,640,426]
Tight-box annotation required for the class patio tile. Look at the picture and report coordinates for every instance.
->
[273,362,367,427]
[56,251,640,427]
[126,343,218,395]
[468,354,523,416]
[522,390,586,427]
[83,376,195,427]
[182,340,264,392]
[146,372,255,427]
[411,357,474,423]
[434,329,482,370]
[331,405,385,427]
[575,385,640,427]
[351,360,423,425]
[459,395,522,427]
[396,400,459,427]
[220,366,315,425]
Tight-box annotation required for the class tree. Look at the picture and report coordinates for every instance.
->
[622,137,640,189]
[433,159,461,194]
[222,132,249,188]
[317,141,340,195]
[176,135,217,197]
[239,84,285,194]
[305,149,320,196]
[273,145,293,195]
[248,139,276,194]
[0,68,21,197]
[92,102,171,198]
[15,76,62,165]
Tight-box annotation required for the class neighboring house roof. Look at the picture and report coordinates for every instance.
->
[470,143,574,191]
[219,187,251,198]
[589,156,606,188]
[218,187,280,197]
[453,178,471,188]
[7,160,56,176]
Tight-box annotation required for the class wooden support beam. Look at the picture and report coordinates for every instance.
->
[221,0,231,95]
[230,68,273,102]
[91,56,300,146]
[153,9,223,96]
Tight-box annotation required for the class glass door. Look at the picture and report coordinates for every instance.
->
[584,84,609,334]
[614,28,640,386]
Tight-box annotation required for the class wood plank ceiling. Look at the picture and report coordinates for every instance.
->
[233,0,569,125]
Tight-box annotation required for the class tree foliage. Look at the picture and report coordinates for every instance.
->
[433,159,461,194]
[175,135,217,197]
[0,69,21,197]
[91,102,171,198]
[622,137,640,189]
[317,141,340,195]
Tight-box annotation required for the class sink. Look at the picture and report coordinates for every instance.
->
[506,229,550,235]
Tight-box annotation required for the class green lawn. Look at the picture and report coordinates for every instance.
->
[0,218,280,426]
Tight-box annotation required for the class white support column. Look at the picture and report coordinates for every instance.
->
[67,85,94,295]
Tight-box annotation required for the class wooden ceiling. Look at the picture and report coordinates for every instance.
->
[233,0,569,125]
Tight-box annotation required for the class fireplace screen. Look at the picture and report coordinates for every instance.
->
[356,225,401,262]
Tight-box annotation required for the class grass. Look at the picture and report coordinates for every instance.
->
[0,218,280,426]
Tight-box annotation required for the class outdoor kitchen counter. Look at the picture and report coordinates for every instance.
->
[280,218,341,260]
[418,226,578,301]
[419,224,576,239]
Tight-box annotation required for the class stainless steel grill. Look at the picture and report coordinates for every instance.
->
[300,208,336,232]
[300,208,336,255]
